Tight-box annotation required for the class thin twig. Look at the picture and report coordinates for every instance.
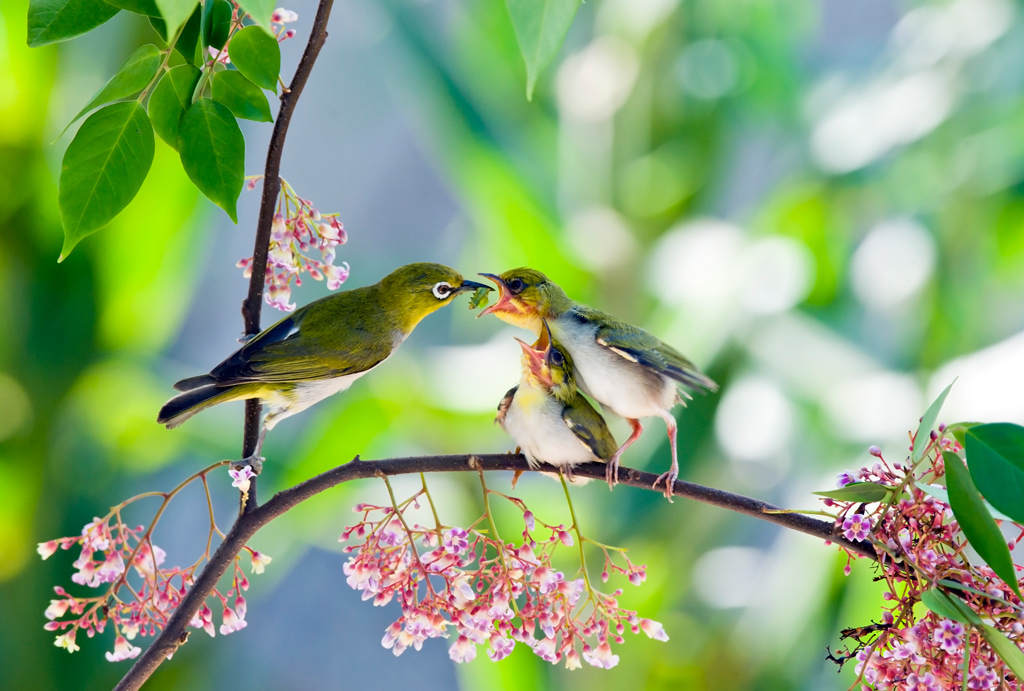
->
[237,0,337,513]
[112,452,870,691]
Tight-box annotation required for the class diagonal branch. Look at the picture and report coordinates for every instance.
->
[237,0,337,512]
[112,453,870,690]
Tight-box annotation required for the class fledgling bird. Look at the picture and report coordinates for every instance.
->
[497,322,618,478]
[158,263,490,467]
[480,268,717,499]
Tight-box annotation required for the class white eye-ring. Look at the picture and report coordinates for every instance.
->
[432,281,453,299]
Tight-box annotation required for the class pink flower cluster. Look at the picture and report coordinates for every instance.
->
[339,488,667,669]
[239,178,348,311]
[825,430,1024,690]
[271,6,298,43]
[39,501,271,660]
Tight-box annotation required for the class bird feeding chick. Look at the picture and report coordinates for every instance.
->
[497,321,617,482]
[158,263,490,472]
[480,268,717,500]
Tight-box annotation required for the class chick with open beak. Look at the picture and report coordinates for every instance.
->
[496,321,618,479]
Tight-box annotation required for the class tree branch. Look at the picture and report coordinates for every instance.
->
[112,453,870,690]
[237,0,337,513]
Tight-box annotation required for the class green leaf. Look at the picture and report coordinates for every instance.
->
[966,423,1024,525]
[27,0,119,47]
[916,483,1016,523]
[58,102,154,259]
[943,451,1021,598]
[505,0,581,99]
[981,624,1024,681]
[813,482,892,503]
[920,588,980,625]
[212,70,273,122]
[177,99,243,222]
[949,421,982,447]
[235,0,273,29]
[913,380,955,464]
[149,64,201,149]
[105,0,160,16]
[227,25,280,91]
[149,14,168,41]
[60,44,162,137]
[174,4,203,65]
[202,0,232,52]
[154,0,196,35]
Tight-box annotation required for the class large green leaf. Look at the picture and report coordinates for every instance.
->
[104,0,160,16]
[920,588,980,625]
[202,0,232,51]
[149,64,201,149]
[227,25,280,91]
[61,44,162,136]
[913,380,955,464]
[981,624,1024,681]
[174,4,203,65]
[916,483,1016,523]
[58,102,154,259]
[154,0,196,35]
[27,0,119,47]
[966,423,1024,525]
[177,99,243,221]
[943,451,1021,597]
[212,70,273,122]
[505,0,581,99]
[813,482,892,503]
[235,0,273,29]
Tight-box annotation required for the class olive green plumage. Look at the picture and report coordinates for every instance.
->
[158,263,489,461]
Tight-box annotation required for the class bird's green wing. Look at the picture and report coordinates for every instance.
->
[573,305,718,392]
[208,287,395,384]
[562,395,618,461]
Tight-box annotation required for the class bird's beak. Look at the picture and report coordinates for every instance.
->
[515,337,553,388]
[477,273,516,318]
[454,279,490,294]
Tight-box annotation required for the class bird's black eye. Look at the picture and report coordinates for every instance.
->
[432,281,453,299]
[549,348,564,367]
[507,277,526,295]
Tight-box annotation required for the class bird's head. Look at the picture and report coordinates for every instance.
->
[478,268,571,333]
[381,263,490,331]
[515,320,576,398]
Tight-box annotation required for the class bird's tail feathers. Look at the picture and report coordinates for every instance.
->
[158,385,246,429]
[173,374,216,391]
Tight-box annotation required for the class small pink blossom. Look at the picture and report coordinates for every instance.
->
[933,619,963,654]
[54,630,80,653]
[207,46,230,65]
[271,7,298,22]
[448,635,477,663]
[229,466,255,492]
[249,550,273,574]
[488,635,515,661]
[443,528,469,555]
[583,641,619,669]
[967,663,999,690]
[639,618,669,641]
[904,672,941,691]
[190,604,216,637]
[38,540,58,559]
[105,636,141,662]
[842,513,872,542]
[219,601,247,635]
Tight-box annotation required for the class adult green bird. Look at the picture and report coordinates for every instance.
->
[480,268,717,499]
[158,263,490,467]
[497,321,617,478]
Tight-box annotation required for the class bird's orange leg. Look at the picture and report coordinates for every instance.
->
[653,412,678,501]
[606,419,644,490]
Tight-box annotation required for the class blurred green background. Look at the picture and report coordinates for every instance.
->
[4,0,1024,688]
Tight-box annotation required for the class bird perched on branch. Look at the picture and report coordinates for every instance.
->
[497,321,617,479]
[158,263,490,469]
[480,268,717,499]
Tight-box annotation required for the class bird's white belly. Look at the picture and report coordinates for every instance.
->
[502,382,596,469]
[550,319,676,420]
[263,371,369,429]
